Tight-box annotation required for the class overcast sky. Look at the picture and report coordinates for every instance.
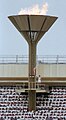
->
[0,0,66,56]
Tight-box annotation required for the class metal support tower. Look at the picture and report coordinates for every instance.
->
[8,15,58,111]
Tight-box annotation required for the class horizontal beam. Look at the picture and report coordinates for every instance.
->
[0,77,27,80]
[0,77,66,80]
[0,77,66,85]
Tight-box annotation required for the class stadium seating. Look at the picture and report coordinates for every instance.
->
[0,86,66,120]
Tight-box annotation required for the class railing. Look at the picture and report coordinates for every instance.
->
[0,55,28,64]
[15,82,49,93]
[0,55,66,63]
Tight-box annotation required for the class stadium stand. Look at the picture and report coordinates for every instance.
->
[0,85,66,120]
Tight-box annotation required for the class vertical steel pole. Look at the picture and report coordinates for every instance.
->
[28,41,36,111]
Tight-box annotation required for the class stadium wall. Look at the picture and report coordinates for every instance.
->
[0,63,66,77]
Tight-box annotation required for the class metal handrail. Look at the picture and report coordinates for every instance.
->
[0,55,66,63]
[15,82,47,91]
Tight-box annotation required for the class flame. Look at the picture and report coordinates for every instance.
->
[18,3,48,15]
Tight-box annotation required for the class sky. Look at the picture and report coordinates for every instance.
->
[0,0,66,56]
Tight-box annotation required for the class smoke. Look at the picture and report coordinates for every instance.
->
[18,3,48,15]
